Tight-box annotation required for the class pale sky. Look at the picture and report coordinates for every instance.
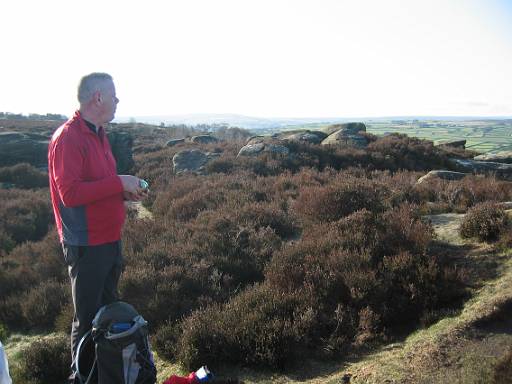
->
[1,0,511,118]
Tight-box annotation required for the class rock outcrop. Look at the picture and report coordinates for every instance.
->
[281,130,328,144]
[321,122,368,148]
[173,149,220,174]
[473,151,512,164]
[107,131,134,173]
[449,158,512,181]
[321,122,367,136]
[437,139,466,149]
[165,138,186,147]
[416,170,468,184]
[0,131,49,167]
[190,135,219,144]
[237,137,290,157]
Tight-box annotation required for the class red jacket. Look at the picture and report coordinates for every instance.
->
[48,111,125,246]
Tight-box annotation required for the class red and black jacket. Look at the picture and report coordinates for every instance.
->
[48,111,125,246]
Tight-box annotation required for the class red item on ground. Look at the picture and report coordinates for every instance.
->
[163,372,198,384]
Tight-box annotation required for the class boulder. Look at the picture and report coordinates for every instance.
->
[0,131,49,167]
[474,151,512,164]
[416,170,468,184]
[245,135,267,145]
[238,143,265,156]
[166,138,186,147]
[321,122,366,136]
[321,131,368,148]
[107,131,134,174]
[173,149,220,174]
[437,139,466,149]
[282,130,328,144]
[449,158,512,181]
[190,135,219,144]
[237,142,289,157]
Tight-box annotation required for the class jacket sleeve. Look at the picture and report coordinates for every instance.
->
[51,135,124,207]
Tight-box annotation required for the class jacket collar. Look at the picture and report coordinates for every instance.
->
[73,110,105,137]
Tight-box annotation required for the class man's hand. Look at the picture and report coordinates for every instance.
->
[119,175,142,194]
[123,190,149,202]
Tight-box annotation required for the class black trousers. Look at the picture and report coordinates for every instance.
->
[62,241,123,366]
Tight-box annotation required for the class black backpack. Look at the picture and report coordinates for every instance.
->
[75,301,157,384]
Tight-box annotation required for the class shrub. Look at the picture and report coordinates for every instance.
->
[0,189,52,252]
[21,280,69,330]
[367,133,448,171]
[174,284,307,370]
[0,163,48,188]
[15,334,70,384]
[492,347,512,384]
[293,177,390,222]
[459,202,509,242]
[0,322,8,341]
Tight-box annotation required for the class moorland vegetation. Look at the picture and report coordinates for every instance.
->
[0,119,511,383]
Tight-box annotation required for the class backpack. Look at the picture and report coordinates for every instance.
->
[75,301,157,384]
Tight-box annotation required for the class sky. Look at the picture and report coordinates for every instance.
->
[1,0,511,119]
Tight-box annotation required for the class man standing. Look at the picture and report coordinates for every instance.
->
[48,73,145,382]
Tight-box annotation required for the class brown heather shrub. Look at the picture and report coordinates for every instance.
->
[492,347,512,384]
[459,202,509,242]
[171,284,308,370]
[0,163,48,188]
[413,175,512,213]
[120,210,283,328]
[14,333,70,384]
[367,133,448,171]
[21,280,69,329]
[0,188,52,252]
[293,177,390,222]
[236,201,298,238]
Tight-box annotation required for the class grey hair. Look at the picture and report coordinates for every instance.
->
[77,73,113,104]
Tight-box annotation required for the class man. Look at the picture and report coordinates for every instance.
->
[48,72,146,382]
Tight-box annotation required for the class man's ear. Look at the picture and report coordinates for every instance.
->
[94,90,102,105]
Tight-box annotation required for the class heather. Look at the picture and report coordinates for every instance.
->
[1,125,512,376]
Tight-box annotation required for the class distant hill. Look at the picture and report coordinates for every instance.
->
[115,113,512,130]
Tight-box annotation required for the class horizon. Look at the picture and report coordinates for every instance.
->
[1,0,511,118]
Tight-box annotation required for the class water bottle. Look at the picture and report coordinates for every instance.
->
[110,322,132,333]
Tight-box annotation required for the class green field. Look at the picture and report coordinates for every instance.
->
[280,119,512,154]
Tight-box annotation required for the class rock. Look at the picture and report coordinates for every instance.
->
[499,201,512,210]
[172,149,220,174]
[107,131,134,174]
[0,131,49,167]
[246,135,266,145]
[321,131,368,148]
[238,143,265,156]
[321,122,366,136]
[449,158,512,181]
[265,144,290,155]
[416,170,468,184]
[237,142,289,157]
[474,151,512,164]
[437,139,466,149]
[190,135,219,144]
[282,130,328,144]
[165,138,186,147]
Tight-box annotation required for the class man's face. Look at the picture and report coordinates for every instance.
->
[98,80,119,124]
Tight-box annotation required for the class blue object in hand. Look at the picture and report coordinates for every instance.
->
[139,179,149,189]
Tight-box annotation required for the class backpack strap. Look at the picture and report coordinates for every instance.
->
[74,330,97,384]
